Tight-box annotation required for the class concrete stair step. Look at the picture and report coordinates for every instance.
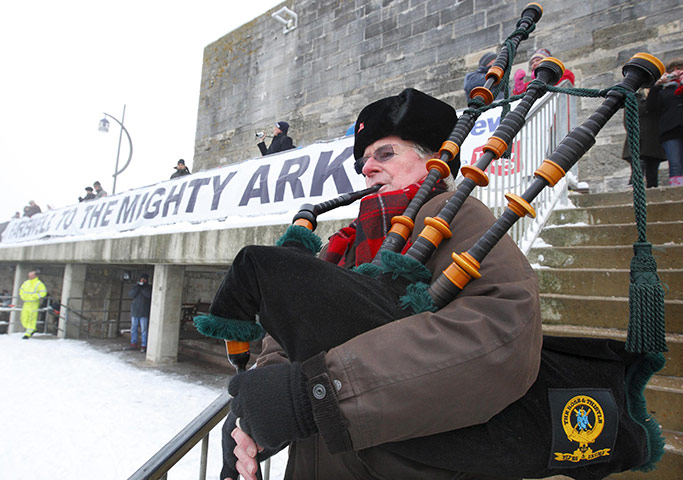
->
[528,245,683,270]
[535,268,682,301]
[540,293,682,334]
[549,201,681,225]
[539,221,682,247]
[647,376,683,433]
[542,324,682,378]
[568,185,683,208]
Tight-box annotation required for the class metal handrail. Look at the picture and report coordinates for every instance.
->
[129,391,232,480]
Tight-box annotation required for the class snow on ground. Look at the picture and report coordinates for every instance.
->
[0,333,287,479]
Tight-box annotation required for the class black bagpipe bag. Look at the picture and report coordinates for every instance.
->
[378,335,665,479]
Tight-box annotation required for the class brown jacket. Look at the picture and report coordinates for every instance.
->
[258,192,542,478]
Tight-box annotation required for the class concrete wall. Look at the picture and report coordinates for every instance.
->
[194,0,683,190]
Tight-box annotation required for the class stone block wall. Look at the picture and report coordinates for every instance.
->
[195,0,683,190]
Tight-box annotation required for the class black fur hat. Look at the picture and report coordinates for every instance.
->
[353,88,457,169]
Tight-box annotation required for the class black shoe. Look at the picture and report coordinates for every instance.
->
[22,334,30,340]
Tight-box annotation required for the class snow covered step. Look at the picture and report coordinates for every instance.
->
[535,268,683,301]
[567,185,683,208]
[538,221,682,247]
[549,201,680,226]
[540,293,682,334]
[528,244,683,270]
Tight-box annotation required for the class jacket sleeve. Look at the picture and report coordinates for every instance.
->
[128,285,139,298]
[257,141,267,156]
[319,196,543,451]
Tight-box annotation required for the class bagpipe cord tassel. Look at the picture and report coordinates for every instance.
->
[620,88,667,354]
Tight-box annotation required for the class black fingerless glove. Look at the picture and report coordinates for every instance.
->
[228,362,317,450]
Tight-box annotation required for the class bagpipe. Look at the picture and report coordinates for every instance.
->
[194,3,669,478]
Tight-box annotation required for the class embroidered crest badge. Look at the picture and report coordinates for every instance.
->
[548,389,618,468]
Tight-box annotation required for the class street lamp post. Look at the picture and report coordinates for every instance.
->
[98,105,133,195]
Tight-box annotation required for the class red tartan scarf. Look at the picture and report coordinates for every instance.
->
[323,181,446,267]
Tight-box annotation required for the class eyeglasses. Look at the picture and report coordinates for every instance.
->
[354,144,406,174]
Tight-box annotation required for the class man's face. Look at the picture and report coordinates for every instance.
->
[94,184,101,191]
[28,271,36,280]
[361,136,428,193]
[177,163,186,170]
[139,277,147,284]
[273,126,282,136]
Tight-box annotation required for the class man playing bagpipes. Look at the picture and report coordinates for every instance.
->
[203,88,544,480]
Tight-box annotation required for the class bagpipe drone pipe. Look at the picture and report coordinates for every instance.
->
[194,11,668,480]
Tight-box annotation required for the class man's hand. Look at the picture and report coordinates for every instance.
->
[221,412,264,480]
[228,363,317,449]
[228,423,264,480]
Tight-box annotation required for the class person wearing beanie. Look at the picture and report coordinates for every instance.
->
[127,273,152,353]
[170,158,191,179]
[257,120,295,156]
[464,51,507,100]
[214,88,541,479]
[512,47,575,95]
[79,186,96,202]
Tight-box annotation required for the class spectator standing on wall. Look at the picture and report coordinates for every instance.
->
[512,48,575,95]
[464,52,505,100]
[170,159,191,179]
[127,273,152,353]
[93,181,107,198]
[24,201,41,217]
[621,89,666,188]
[646,58,683,186]
[79,186,96,202]
[257,121,295,156]
[19,270,47,339]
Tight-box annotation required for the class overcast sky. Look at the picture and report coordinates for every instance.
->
[0,0,284,221]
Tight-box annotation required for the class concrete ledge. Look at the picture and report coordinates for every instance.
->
[0,218,351,265]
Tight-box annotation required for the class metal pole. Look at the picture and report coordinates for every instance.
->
[102,105,133,195]
[112,105,126,194]
[198,434,209,480]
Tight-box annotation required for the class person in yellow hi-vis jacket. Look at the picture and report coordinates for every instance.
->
[19,270,47,339]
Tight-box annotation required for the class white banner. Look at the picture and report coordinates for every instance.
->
[2,137,368,244]
[2,104,529,245]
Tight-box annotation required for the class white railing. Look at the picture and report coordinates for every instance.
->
[469,82,578,253]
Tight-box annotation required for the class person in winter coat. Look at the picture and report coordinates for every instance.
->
[23,201,42,217]
[512,48,575,95]
[19,270,47,338]
[621,89,667,188]
[170,159,191,179]
[79,186,96,202]
[217,89,541,480]
[93,181,108,198]
[646,58,683,186]
[464,51,506,100]
[257,121,295,156]
[127,273,152,352]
